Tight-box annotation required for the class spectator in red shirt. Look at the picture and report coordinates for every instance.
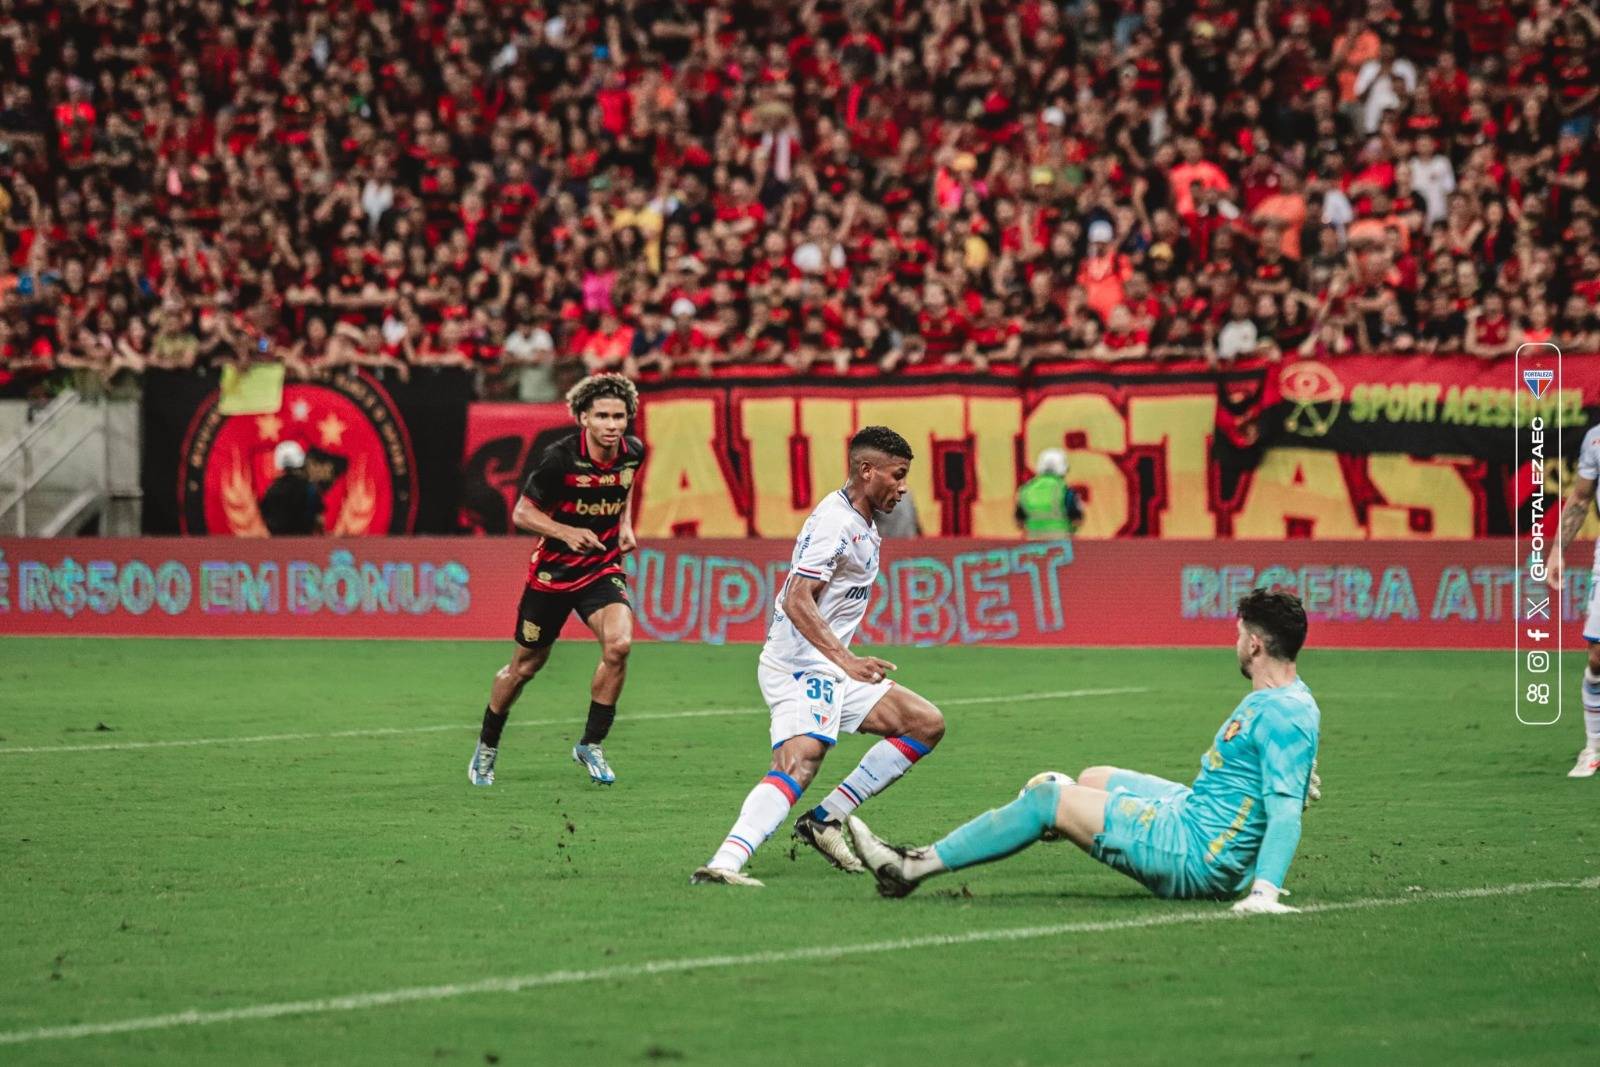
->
[1465,292,1513,360]
[916,284,969,363]
[1094,305,1151,362]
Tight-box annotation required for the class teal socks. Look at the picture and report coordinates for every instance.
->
[931,780,1062,871]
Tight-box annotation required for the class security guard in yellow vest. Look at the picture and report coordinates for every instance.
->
[1015,448,1083,540]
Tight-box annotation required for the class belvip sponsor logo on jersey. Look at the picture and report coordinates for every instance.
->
[573,498,626,517]
[179,374,418,535]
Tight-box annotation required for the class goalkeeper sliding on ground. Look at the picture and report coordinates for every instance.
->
[848,588,1321,915]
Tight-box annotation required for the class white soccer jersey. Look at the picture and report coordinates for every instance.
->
[760,489,881,677]
[1580,425,1600,572]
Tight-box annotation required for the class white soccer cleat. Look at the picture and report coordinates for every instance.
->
[1568,747,1600,779]
[467,742,497,786]
[689,865,765,887]
[572,743,616,785]
[845,815,924,899]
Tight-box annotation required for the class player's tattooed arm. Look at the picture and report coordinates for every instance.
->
[1548,474,1596,589]
[782,575,897,684]
[512,495,606,552]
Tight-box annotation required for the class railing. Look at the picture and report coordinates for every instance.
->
[0,391,112,536]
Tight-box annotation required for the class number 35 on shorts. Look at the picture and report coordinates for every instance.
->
[800,671,838,728]
[803,675,836,703]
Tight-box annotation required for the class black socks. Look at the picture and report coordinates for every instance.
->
[479,705,508,748]
[580,701,616,746]
[482,701,614,748]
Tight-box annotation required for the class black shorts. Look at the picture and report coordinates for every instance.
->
[514,575,631,649]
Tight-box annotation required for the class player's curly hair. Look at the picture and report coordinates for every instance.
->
[566,372,639,420]
[848,425,914,461]
[1237,587,1308,661]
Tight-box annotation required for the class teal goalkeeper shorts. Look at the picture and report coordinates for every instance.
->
[1088,770,1236,901]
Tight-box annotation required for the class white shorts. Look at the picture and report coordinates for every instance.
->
[758,662,894,749]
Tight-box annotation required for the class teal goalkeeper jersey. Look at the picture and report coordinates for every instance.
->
[1186,678,1321,888]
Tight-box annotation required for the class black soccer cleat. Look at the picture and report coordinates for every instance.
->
[845,815,923,898]
[792,811,866,873]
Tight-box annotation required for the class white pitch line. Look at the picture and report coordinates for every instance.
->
[1,876,1592,1047]
[941,686,1149,706]
[0,687,1152,755]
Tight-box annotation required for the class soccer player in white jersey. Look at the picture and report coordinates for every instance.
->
[1548,422,1600,778]
[691,426,947,887]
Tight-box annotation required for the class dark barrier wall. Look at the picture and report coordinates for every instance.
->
[2,537,1590,649]
[140,368,218,534]
[462,355,1599,540]
[142,368,472,535]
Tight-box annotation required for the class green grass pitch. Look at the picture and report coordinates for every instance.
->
[2,639,1596,1065]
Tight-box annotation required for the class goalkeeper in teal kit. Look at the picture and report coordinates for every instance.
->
[848,588,1321,915]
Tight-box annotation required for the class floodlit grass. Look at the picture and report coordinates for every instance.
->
[2,640,1594,1065]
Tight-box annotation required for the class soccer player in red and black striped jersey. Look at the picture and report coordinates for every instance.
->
[469,373,646,787]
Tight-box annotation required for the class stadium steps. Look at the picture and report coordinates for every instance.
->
[0,394,141,536]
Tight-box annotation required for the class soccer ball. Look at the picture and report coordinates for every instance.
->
[1020,770,1074,796]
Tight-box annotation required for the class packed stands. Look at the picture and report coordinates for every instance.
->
[1,0,1597,400]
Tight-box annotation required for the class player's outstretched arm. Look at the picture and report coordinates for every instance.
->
[782,575,897,683]
[512,495,606,552]
[1232,794,1303,915]
[1548,473,1596,590]
[1236,702,1317,916]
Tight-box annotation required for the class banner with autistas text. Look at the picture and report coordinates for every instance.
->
[461,355,1600,542]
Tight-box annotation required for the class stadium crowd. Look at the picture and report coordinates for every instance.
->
[1,0,1598,400]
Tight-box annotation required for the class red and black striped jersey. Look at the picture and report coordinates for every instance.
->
[520,431,646,592]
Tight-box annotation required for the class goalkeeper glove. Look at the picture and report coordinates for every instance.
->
[1231,880,1300,915]
[1304,758,1321,809]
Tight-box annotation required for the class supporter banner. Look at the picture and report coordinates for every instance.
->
[460,402,575,534]
[1259,354,1593,459]
[2,537,1589,650]
[459,357,1600,541]
[142,367,473,535]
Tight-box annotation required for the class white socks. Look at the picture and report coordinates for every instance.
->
[708,771,803,873]
[814,737,931,823]
[1583,669,1600,747]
